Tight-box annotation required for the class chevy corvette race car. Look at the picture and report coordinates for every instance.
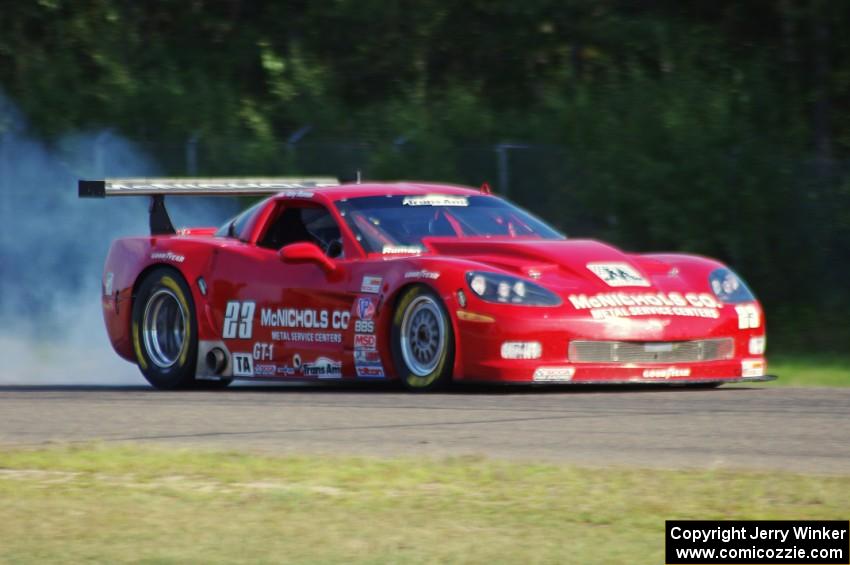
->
[79,177,775,390]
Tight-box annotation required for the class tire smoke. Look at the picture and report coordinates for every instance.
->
[0,95,237,385]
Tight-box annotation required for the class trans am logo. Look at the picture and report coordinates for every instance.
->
[356,297,376,320]
[301,356,342,378]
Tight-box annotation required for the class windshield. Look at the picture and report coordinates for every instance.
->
[335,194,564,254]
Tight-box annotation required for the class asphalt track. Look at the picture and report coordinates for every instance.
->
[0,384,848,474]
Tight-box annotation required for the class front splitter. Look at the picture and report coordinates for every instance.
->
[533,374,779,385]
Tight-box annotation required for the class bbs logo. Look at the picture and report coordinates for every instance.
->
[355,320,375,333]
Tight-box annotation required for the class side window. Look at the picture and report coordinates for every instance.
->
[258,204,344,258]
[214,199,266,240]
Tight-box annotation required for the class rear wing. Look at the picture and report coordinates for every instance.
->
[78,177,338,198]
[78,177,339,235]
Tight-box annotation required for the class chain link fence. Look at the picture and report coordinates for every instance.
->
[126,137,596,236]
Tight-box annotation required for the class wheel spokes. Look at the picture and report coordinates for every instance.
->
[400,295,447,377]
[142,288,187,368]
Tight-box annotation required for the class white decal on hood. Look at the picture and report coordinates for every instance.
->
[587,262,649,287]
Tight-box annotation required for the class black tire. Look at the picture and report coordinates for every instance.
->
[131,267,199,390]
[390,285,455,391]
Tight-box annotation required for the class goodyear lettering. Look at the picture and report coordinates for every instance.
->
[642,367,691,379]
[151,251,185,263]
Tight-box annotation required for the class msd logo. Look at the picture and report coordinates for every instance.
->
[354,334,377,350]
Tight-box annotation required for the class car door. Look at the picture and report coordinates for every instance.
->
[206,199,354,380]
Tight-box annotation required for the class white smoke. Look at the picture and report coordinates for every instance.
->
[0,95,238,385]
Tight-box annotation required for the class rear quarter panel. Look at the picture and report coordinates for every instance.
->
[101,235,220,362]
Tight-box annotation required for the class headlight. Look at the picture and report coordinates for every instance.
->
[709,268,756,303]
[466,272,561,306]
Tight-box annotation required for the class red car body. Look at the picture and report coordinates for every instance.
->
[86,179,773,388]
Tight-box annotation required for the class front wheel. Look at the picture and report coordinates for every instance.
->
[131,267,199,390]
[390,286,455,391]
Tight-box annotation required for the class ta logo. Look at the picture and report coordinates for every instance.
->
[586,263,650,287]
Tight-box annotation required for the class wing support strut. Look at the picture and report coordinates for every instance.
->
[150,195,176,236]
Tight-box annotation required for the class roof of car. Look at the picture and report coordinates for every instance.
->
[274,181,484,202]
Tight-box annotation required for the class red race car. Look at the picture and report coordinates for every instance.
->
[79,177,774,390]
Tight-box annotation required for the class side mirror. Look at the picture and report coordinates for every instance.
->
[279,242,339,275]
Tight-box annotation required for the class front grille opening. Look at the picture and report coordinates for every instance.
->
[568,338,735,363]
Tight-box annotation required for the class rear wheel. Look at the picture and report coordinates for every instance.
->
[132,267,202,390]
[391,286,454,391]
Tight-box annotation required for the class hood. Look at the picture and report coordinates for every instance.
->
[423,237,673,289]
[423,237,732,341]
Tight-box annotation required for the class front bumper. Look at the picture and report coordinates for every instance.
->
[453,308,771,384]
[459,358,775,384]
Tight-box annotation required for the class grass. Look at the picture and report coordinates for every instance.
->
[766,354,850,387]
[0,446,848,564]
